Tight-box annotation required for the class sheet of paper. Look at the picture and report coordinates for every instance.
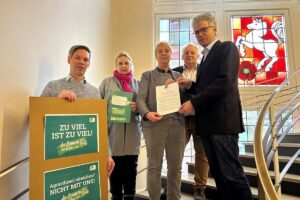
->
[111,95,128,106]
[156,82,181,115]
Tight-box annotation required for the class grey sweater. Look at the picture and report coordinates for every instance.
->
[99,76,142,156]
[41,77,100,98]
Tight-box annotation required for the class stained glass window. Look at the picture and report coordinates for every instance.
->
[231,15,288,86]
[159,18,199,68]
[159,15,289,82]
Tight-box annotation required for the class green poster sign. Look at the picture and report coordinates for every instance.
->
[44,114,99,160]
[108,91,133,123]
[44,161,101,200]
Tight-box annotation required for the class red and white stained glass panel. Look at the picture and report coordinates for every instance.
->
[231,15,288,86]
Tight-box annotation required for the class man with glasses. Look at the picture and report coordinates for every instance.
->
[178,13,253,200]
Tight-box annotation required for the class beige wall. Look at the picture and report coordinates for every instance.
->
[0,109,3,169]
[112,0,154,80]
[0,0,114,198]
[112,0,154,192]
[1,0,299,198]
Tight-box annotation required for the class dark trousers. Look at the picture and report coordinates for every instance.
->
[201,134,253,200]
[110,155,138,200]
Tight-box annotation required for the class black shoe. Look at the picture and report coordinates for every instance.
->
[194,188,206,200]
[160,187,167,200]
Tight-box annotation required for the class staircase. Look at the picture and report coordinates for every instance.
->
[135,69,300,200]
[135,133,300,199]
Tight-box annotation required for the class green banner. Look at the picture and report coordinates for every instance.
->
[44,114,99,160]
[44,161,101,200]
[108,91,133,123]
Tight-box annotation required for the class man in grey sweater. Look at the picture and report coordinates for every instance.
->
[41,44,115,176]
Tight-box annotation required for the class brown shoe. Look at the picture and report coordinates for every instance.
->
[194,188,206,200]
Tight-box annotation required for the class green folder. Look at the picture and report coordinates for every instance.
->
[108,91,133,123]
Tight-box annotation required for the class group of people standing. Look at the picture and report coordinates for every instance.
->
[41,12,253,200]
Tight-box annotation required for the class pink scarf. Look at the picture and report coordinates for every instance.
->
[113,70,133,92]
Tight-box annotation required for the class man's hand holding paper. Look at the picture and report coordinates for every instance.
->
[156,82,181,115]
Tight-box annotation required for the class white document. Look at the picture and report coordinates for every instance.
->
[156,82,181,115]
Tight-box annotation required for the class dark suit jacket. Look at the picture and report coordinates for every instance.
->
[189,40,245,135]
[173,66,184,74]
[173,64,199,102]
[173,64,200,74]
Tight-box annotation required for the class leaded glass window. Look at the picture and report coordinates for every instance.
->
[159,15,289,78]
[232,15,288,86]
[159,18,199,68]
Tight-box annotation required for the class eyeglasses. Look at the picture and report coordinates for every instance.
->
[193,26,215,35]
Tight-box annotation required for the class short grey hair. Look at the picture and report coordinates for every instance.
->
[182,43,199,54]
[192,12,217,28]
[155,41,172,55]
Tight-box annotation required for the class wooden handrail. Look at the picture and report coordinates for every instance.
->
[254,95,280,200]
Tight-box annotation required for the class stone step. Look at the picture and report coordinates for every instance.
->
[239,152,300,175]
[244,142,300,157]
[187,163,300,196]
[278,133,300,143]
[160,173,300,200]
[135,189,194,200]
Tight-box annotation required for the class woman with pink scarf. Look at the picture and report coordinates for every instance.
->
[99,52,141,200]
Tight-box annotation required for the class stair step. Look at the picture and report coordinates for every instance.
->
[178,174,258,199]
[161,173,300,200]
[239,152,300,175]
[278,133,300,143]
[187,162,300,196]
[244,142,300,157]
[135,189,194,200]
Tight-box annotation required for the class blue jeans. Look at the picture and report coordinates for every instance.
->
[201,134,253,200]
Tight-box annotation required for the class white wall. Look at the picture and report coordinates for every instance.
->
[0,0,114,199]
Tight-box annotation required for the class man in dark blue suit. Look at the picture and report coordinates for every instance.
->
[178,13,253,200]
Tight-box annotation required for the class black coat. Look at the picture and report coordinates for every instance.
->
[173,64,199,103]
[189,40,245,135]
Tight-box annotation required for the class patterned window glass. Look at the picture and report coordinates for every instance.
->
[241,110,294,143]
[160,19,169,41]
[159,18,199,68]
[232,15,288,86]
